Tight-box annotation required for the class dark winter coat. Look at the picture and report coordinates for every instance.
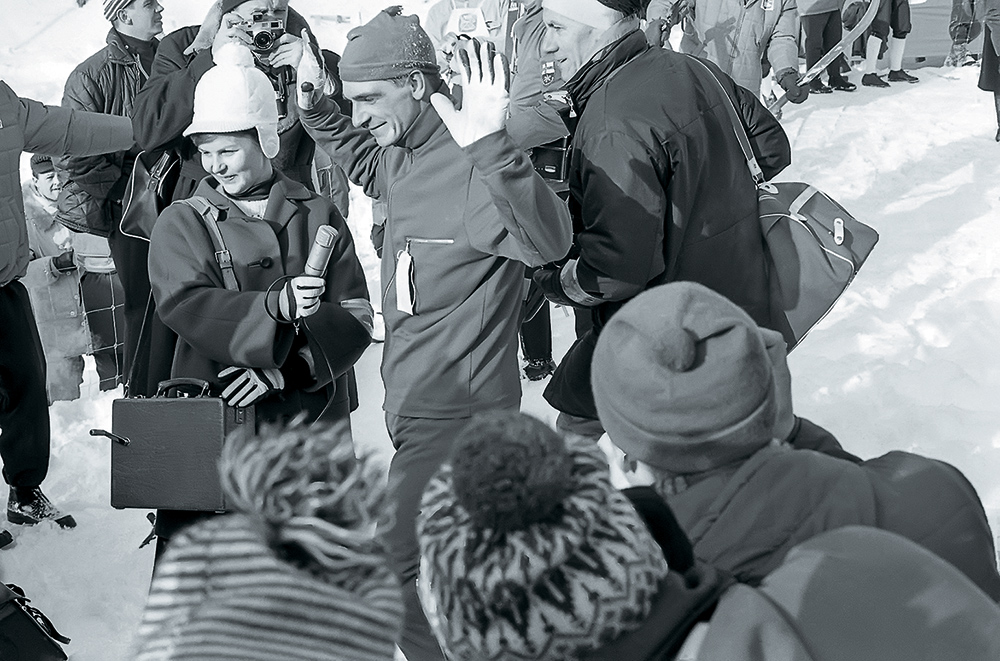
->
[544,31,790,418]
[0,80,133,288]
[698,526,1000,661]
[56,29,153,206]
[301,99,571,419]
[666,442,1000,600]
[148,172,370,424]
[131,10,342,204]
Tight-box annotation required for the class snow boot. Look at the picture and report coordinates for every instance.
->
[809,79,833,94]
[7,487,76,529]
[888,69,919,84]
[862,73,890,88]
[944,42,967,67]
[523,358,556,381]
[0,529,12,549]
[829,75,857,92]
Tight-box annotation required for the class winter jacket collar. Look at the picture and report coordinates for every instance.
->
[398,101,446,152]
[105,28,158,65]
[581,487,733,661]
[195,170,313,234]
[566,29,648,115]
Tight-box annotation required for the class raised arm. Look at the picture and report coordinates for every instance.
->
[299,95,387,201]
[131,27,211,153]
[8,85,133,158]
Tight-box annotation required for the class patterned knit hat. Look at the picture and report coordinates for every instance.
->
[29,154,54,177]
[134,423,402,661]
[104,0,133,21]
[417,411,669,660]
[592,282,777,476]
[339,6,439,83]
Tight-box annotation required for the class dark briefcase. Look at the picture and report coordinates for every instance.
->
[93,379,254,511]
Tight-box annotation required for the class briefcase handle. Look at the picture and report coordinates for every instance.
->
[156,378,212,399]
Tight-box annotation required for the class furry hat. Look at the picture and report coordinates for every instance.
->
[592,282,777,476]
[134,422,402,661]
[183,43,280,158]
[339,6,439,83]
[417,411,669,660]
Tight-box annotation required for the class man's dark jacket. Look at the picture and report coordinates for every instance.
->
[544,30,791,418]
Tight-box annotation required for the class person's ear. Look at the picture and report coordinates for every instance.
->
[409,71,427,101]
[116,8,132,25]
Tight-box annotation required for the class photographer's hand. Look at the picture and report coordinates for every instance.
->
[212,12,252,62]
[430,39,509,148]
[269,31,306,69]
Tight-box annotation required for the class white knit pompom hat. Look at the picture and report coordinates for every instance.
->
[184,43,280,159]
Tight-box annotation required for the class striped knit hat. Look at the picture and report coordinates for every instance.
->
[417,412,669,660]
[104,0,133,21]
[134,423,402,661]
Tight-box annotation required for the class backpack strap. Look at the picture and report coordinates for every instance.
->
[177,196,240,292]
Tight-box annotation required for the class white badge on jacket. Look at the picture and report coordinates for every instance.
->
[446,6,492,39]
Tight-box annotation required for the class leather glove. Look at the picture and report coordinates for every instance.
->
[218,366,285,408]
[430,39,509,148]
[532,267,578,308]
[52,249,76,273]
[278,275,326,321]
[777,70,809,105]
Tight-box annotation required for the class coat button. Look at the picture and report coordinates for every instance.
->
[259,257,273,269]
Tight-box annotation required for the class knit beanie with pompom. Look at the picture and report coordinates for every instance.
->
[592,281,777,476]
[339,6,439,83]
[417,411,669,661]
[133,422,402,661]
[183,42,280,158]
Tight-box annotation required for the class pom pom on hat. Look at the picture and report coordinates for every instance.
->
[184,43,280,159]
[449,412,574,533]
[134,422,402,661]
[592,282,777,476]
[339,6,439,83]
[417,411,669,661]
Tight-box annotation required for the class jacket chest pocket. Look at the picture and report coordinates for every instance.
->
[390,237,455,316]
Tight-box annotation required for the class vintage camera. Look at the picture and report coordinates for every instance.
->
[249,10,285,55]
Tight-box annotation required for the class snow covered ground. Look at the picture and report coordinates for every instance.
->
[3,1,1000,659]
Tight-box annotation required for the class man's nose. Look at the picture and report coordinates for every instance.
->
[352,106,370,130]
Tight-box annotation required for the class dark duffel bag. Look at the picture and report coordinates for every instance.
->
[0,584,71,661]
[92,378,254,511]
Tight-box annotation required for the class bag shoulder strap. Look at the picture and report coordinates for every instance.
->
[177,196,240,292]
[687,56,765,186]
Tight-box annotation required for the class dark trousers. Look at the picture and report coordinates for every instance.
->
[80,271,126,391]
[520,298,552,360]
[802,11,848,80]
[382,412,493,661]
[0,281,50,488]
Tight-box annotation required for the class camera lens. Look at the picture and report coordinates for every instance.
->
[253,31,274,51]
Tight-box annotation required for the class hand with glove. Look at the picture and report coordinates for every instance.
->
[430,38,509,148]
[532,266,579,308]
[296,29,326,110]
[218,366,285,408]
[277,275,326,322]
[777,69,809,105]
[52,249,76,274]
